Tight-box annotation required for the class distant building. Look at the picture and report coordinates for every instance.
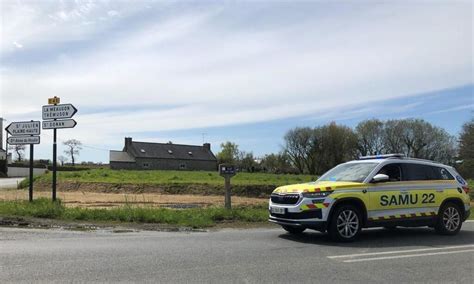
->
[110,137,217,171]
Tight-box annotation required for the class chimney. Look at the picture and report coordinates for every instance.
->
[203,143,211,151]
[124,137,132,152]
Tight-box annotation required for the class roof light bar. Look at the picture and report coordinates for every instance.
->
[358,154,405,160]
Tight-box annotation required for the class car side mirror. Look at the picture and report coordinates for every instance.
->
[372,174,389,183]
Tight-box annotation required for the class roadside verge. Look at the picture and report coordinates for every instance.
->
[0,198,269,230]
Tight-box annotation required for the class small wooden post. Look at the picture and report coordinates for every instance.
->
[219,164,236,210]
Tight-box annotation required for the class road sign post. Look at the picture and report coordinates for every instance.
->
[53,128,57,201]
[219,164,237,209]
[29,144,33,202]
[6,120,41,202]
[42,97,77,202]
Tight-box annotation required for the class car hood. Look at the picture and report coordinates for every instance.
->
[272,181,365,194]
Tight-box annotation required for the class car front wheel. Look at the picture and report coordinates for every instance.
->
[328,205,362,242]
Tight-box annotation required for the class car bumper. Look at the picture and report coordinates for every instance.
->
[463,209,470,221]
[268,216,327,231]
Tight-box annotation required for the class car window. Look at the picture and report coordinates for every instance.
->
[376,163,402,182]
[401,163,452,181]
[431,166,454,180]
[318,162,378,182]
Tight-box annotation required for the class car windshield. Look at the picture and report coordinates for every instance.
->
[318,162,378,182]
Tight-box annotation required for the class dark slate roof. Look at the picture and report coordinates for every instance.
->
[127,141,217,161]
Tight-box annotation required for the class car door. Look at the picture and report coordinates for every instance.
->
[398,163,440,218]
[367,163,406,221]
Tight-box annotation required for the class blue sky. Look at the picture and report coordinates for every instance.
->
[0,0,472,163]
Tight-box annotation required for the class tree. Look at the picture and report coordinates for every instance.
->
[216,142,240,164]
[312,122,358,174]
[283,127,313,174]
[261,152,295,174]
[383,120,405,154]
[458,118,474,178]
[283,123,358,175]
[238,151,257,172]
[63,139,82,166]
[356,119,385,156]
[58,155,68,166]
[9,145,26,162]
[383,119,456,164]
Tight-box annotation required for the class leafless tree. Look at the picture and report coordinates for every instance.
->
[9,145,26,162]
[58,155,68,166]
[63,139,82,166]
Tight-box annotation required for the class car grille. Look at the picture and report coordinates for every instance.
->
[270,209,322,220]
[270,194,300,205]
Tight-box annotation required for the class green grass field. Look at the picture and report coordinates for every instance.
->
[30,169,316,186]
[0,198,268,228]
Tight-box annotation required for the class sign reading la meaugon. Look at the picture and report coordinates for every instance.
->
[42,104,77,120]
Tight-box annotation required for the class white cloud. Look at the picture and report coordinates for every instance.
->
[107,10,119,17]
[0,0,472,161]
[12,41,23,49]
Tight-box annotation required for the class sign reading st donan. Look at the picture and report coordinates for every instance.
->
[7,136,40,145]
[6,121,41,136]
[42,104,78,120]
[42,119,77,130]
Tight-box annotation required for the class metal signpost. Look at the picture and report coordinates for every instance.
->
[219,164,237,209]
[5,120,41,202]
[42,97,77,201]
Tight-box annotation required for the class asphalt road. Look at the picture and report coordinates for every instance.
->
[1,222,473,283]
[0,178,24,189]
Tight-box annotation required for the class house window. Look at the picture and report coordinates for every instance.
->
[179,163,186,170]
[143,163,150,168]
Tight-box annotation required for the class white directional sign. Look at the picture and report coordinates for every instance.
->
[7,136,40,145]
[42,119,77,130]
[6,121,41,136]
[42,104,77,120]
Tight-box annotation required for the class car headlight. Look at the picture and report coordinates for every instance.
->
[302,191,333,198]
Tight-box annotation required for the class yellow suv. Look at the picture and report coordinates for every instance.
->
[269,154,471,242]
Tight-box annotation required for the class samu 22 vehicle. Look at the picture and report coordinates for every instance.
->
[269,154,470,242]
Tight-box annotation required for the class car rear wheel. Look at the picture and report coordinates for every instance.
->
[328,205,362,242]
[435,202,463,235]
[282,225,306,234]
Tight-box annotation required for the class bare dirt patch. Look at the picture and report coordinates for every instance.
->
[0,190,267,209]
[32,181,275,198]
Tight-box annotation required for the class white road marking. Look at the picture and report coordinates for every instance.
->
[328,244,474,259]
[342,249,474,263]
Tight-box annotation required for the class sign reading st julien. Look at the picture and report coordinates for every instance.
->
[6,121,41,138]
[5,120,41,202]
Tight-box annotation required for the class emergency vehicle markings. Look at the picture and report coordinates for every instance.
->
[327,244,474,263]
